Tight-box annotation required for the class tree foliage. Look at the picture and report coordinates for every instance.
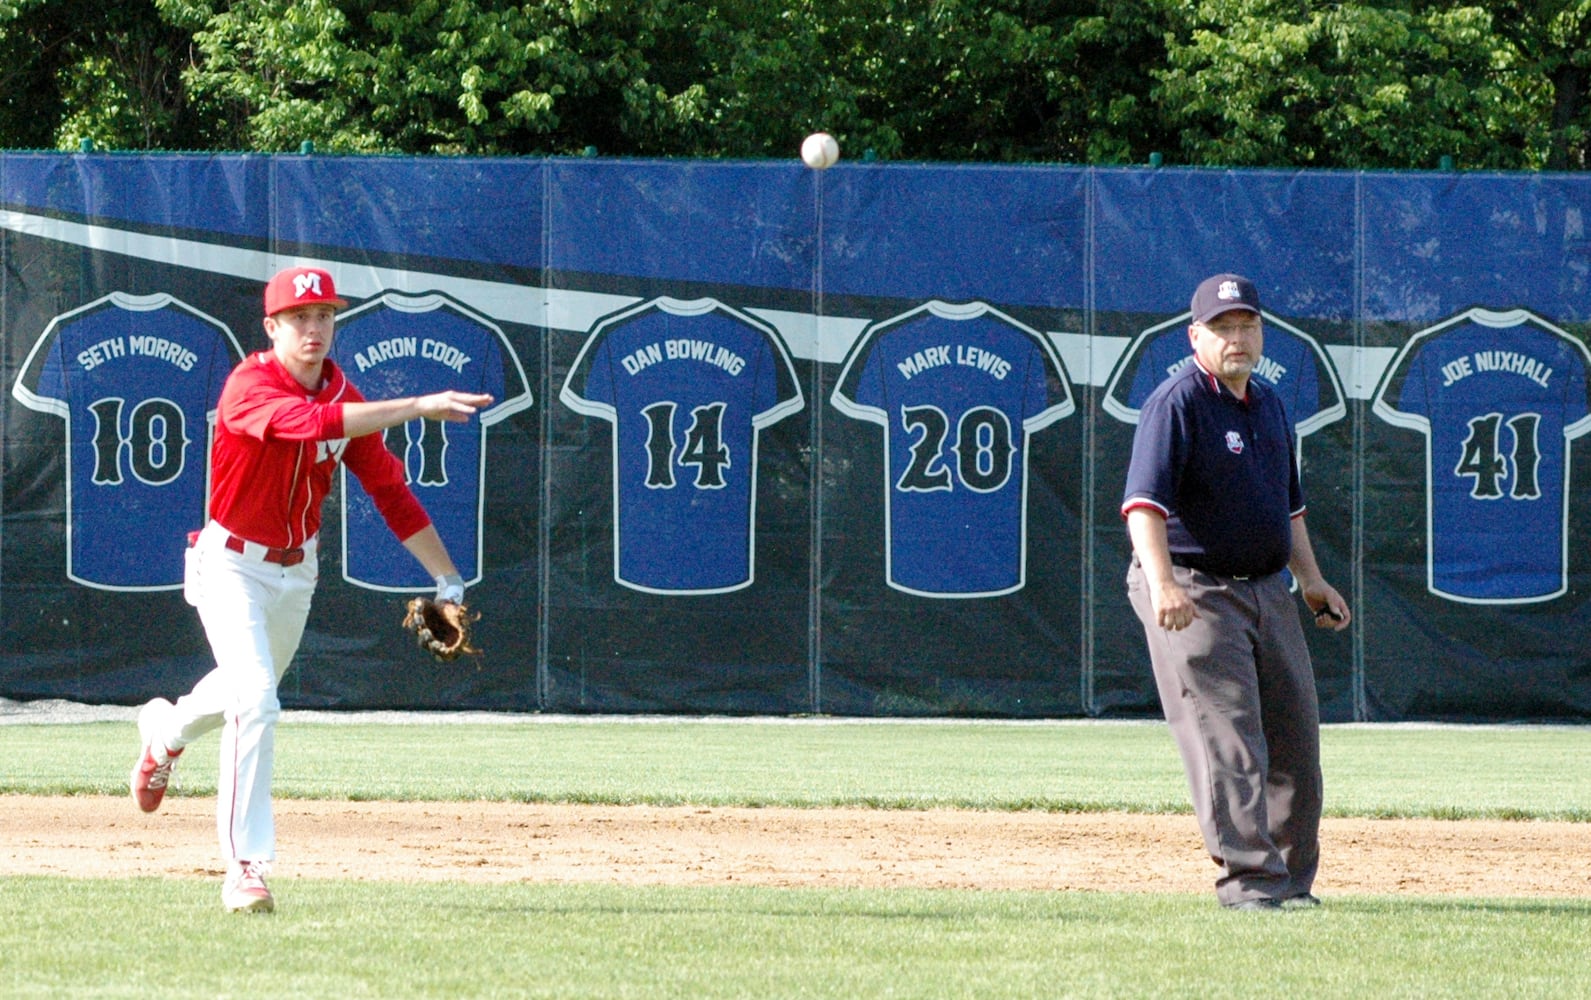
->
[0,0,196,149]
[0,0,1587,169]
[1152,2,1544,169]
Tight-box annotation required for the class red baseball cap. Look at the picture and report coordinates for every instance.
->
[263,266,349,316]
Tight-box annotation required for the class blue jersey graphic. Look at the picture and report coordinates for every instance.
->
[560,297,805,595]
[1373,308,1591,604]
[331,291,533,590]
[11,292,243,590]
[831,301,1075,597]
[1103,311,1347,444]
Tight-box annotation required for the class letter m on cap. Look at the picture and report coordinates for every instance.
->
[294,272,324,299]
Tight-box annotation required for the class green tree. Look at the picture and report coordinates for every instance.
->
[680,1,1174,164]
[1153,1,1541,169]
[145,0,1178,162]
[0,0,230,151]
[1489,0,1591,170]
[2,0,1590,170]
[0,0,178,149]
[156,0,716,154]
[871,0,1175,164]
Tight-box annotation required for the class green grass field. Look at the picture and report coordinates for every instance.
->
[5,716,1591,998]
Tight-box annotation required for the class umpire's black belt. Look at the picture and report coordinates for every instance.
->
[225,534,306,567]
[1169,554,1262,581]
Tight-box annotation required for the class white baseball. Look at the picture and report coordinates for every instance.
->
[801,132,840,170]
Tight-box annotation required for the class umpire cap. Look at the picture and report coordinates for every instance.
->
[1190,273,1261,325]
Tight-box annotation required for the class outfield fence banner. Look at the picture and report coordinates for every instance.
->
[3,153,1590,721]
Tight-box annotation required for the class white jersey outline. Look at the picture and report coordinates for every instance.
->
[831,299,1075,598]
[561,295,806,595]
[331,289,533,593]
[11,291,243,591]
[1102,309,1348,443]
[1372,307,1591,605]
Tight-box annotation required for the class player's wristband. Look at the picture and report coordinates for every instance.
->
[435,573,465,604]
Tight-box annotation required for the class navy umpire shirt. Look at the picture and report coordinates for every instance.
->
[1121,360,1304,579]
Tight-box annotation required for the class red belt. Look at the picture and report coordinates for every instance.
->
[224,534,306,567]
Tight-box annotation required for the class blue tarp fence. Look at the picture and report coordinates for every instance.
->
[4,153,1590,721]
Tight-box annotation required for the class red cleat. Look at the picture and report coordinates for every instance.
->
[223,861,275,914]
[129,698,182,813]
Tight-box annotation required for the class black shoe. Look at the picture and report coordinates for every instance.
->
[1224,898,1283,911]
[1280,893,1321,909]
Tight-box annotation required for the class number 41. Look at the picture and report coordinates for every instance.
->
[1456,412,1541,500]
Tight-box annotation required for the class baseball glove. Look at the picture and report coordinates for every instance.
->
[402,597,481,662]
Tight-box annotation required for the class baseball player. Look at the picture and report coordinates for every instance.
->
[1122,273,1350,910]
[128,266,493,914]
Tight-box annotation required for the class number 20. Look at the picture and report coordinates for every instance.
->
[897,404,1014,493]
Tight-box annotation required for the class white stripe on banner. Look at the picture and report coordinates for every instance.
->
[0,208,638,337]
[0,209,1395,395]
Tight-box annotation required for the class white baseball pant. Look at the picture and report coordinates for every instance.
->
[165,519,317,863]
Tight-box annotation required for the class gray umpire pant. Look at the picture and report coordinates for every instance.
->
[1126,559,1322,905]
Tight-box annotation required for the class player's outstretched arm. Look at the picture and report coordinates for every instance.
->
[341,391,494,438]
[400,525,462,590]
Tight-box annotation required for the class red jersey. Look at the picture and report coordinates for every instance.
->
[208,351,430,549]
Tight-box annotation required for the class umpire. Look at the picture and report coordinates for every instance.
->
[1121,273,1351,911]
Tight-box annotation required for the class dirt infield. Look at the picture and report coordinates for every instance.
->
[6,795,1591,898]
